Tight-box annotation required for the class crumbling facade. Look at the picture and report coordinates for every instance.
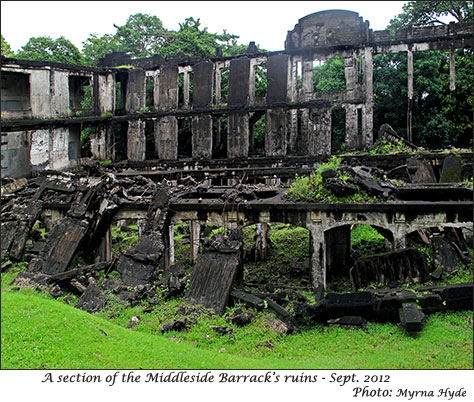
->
[2,10,472,177]
[1,11,473,309]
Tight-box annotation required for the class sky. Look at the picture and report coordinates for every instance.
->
[1,1,410,53]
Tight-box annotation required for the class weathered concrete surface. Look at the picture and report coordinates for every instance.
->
[185,232,243,315]
[350,248,429,289]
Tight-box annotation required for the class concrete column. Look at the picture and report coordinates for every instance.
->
[249,60,256,106]
[91,127,106,160]
[215,64,222,104]
[345,104,358,151]
[97,227,113,262]
[450,48,456,91]
[169,224,175,266]
[265,108,287,156]
[155,116,178,160]
[309,223,325,300]
[302,59,313,101]
[308,107,331,156]
[344,55,357,92]
[227,113,249,158]
[363,46,374,148]
[287,109,298,155]
[190,220,201,264]
[394,212,407,249]
[287,56,298,103]
[127,119,146,161]
[255,223,268,261]
[407,49,414,143]
[192,115,212,158]
[183,70,190,108]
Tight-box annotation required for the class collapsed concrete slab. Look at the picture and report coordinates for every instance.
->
[185,231,243,315]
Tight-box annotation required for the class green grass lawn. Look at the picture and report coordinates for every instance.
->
[2,290,472,369]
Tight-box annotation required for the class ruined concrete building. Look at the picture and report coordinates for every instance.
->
[1,11,473,307]
[2,10,472,176]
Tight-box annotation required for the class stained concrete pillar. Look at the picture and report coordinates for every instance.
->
[407,49,414,143]
[227,113,249,158]
[287,109,298,155]
[158,65,178,111]
[125,69,146,113]
[127,119,146,161]
[255,222,268,261]
[97,227,113,262]
[345,104,358,151]
[362,47,374,148]
[183,70,190,108]
[90,127,106,160]
[450,48,456,91]
[215,63,222,104]
[394,212,407,249]
[192,115,212,158]
[169,224,175,266]
[155,116,178,160]
[229,57,250,107]
[265,108,286,156]
[287,56,299,103]
[267,54,288,104]
[193,61,214,108]
[344,54,357,93]
[308,220,325,300]
[190,220,201,264]
[308,107,331,156]
[302,59,313,100]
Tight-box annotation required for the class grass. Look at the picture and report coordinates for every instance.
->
[1,290,472,369]
[2,221,472,370]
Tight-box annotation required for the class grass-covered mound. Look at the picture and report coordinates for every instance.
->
[1,289,472,369]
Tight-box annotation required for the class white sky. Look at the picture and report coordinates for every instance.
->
[1,1,409,53]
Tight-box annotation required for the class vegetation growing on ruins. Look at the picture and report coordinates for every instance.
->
[2,279,472,369]
[2,217,472,369]
[285,157,379,203]
[1,0,473,371]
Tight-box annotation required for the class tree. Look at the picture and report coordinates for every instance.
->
[17,36,83,64]
[113,13,168,58]
[163,17,247,58]
[1,35,14,57]
[389,1,473,28]
[374,1,473,148]
[82,33,122,66]
[313,56,346,92]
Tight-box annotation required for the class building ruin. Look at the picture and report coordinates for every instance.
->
[1,10,473,321]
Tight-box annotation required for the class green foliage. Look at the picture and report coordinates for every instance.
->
[285,157,378,203]
[313,56,346,92]
[111,223,140,257]
[389,1,473,29]
[81,13,251,64]
[80,127,95,157]
[373,48,473,149]
[81,33,122,66]
[1,291,472,369]
[269,223,310,260]
[17,36,83,65]
[351,225,386,257]
[369,137,409,155]
[114,13,168,58]
[136,106,150,114]
[1,34,14,57]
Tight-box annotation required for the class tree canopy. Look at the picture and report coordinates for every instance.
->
[1,35,14,57]
[2,4,472,149]
[389,0,473,28]
[16,36,83,64]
